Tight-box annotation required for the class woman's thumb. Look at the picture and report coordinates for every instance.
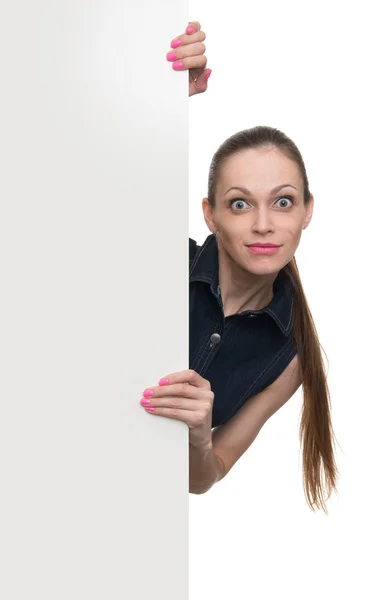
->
[195,69,212,90]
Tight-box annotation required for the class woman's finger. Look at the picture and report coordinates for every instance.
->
[186,21,201,35]
[170,27,205,49]
[157,369,212,390]
[145,382,208,400]
[172,54,206,71]
[166,41,206,63]
[143,405,209,426]
[143,382,213,401]
[141,394,211,412]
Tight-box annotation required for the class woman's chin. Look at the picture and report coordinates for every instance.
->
[244,256,288,276]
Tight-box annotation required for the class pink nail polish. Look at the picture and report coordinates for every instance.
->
[173,61,183,70]
[145,407,155,412]
[187,25,195,34]
[167,51,177,61]
[171,39,181,48]
[159,378,169,386]
[143,389,154,397]
[205,71,211,81]
[140,398,151,405]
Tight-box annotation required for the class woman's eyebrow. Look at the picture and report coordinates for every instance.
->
[224,184,298,196]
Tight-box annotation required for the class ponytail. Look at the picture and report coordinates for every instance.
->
[283,257,339,513]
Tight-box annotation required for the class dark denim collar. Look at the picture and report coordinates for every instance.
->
[190,234,294,337]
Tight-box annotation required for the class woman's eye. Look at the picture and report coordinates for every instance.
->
[230,199,249,211]
[230,196,294,211]
[275,196,293,208]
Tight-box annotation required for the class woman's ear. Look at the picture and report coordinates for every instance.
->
[303,195,314,230]
[202,197,216,234]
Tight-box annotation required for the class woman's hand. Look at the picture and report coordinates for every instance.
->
[166,21,211,97]
[140,369,214,449]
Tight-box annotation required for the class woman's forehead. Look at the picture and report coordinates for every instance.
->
[218,148,302,191]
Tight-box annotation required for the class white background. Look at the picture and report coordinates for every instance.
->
[1,2,382,599]
[0,2,189,598]
[189,1,383,599]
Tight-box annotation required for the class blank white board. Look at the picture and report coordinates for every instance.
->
[0,2,189,598]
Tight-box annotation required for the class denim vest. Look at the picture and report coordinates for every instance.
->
[189,234,297,428]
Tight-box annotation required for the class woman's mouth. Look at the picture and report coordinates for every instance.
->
[247,243,281,255]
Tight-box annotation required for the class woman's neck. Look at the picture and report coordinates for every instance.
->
[217,244,277,317]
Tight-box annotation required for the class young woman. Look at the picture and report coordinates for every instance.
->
[140,22,338,513]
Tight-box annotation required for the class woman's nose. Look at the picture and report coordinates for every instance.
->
[252,208,274,233]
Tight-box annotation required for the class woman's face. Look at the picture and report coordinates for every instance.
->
[203,146,314,276]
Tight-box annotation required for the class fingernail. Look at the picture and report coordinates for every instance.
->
[187,25,195,34]
[145,407,155,412]
[140,398,151,405]
[205,71,212,81]
[167,51,177,61]
[171,39,181,49]
[173,61,183,70]
[159,378,169,386]
[143,389,154,397]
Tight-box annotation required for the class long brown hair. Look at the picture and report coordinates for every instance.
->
[207,125,339,513]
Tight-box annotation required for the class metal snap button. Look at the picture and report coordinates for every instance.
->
[210,333,221,345]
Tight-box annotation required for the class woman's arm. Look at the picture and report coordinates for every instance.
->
[189,441,226,495]
[190,355,301,494]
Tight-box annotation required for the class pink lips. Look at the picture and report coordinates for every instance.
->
[248,243,281,255]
